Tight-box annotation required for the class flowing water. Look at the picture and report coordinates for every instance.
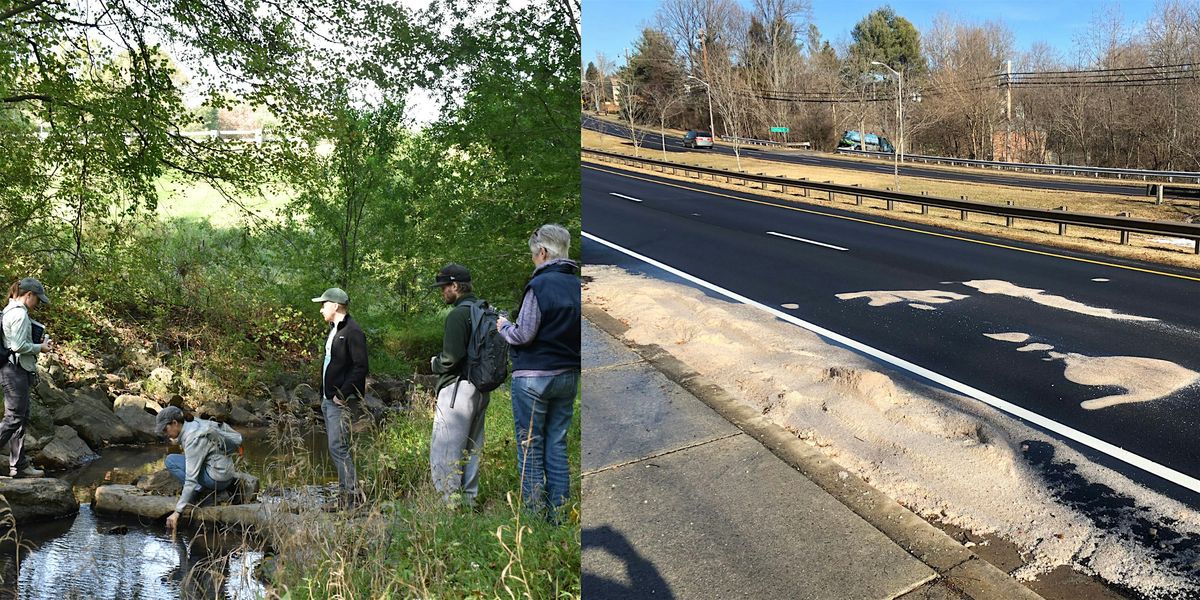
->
[0,426,336,600]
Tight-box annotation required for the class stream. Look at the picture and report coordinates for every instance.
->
[0,427,335,600]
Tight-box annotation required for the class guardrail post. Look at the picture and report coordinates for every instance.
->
[1118,212,1130,244]
[1005,201,1014,227]
[1054,207,1067,235]
[853,184,862,205]
[1195,239,1199,255]
[1157,184,1164,205]
[960,196,968,220]
[824,182,833,201]
[920,192,929,214]
[885,188,893,210]
[800,178,808,197]
[757,173,766,189]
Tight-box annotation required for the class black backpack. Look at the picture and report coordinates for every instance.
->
[462,299,509,393]
[0,304,25,366]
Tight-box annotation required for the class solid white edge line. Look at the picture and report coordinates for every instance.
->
[581,229,1200,495]
[609,192,643,203]
[766,231,849,252]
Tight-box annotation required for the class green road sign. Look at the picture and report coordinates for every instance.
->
[770,126,789,133]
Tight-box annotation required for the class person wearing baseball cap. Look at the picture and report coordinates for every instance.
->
[312,286,368,510]
[428,263,491,507]
[0,278,52,479]
[156,406,240,530]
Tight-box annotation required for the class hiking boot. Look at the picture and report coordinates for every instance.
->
[10,465,44,478]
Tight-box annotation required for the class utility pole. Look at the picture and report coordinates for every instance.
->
[700,30,714,139]
[1005,59,1012,163]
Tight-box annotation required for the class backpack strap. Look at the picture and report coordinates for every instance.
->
[0,304,26,366]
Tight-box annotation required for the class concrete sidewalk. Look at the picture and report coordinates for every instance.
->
[582,309,1044,600]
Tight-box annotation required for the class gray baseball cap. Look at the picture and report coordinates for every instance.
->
[312,287,349,305]
[155,406,183,436]
[18,278,48,305]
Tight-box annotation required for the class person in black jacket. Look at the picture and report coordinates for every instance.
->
[312,287,368,510]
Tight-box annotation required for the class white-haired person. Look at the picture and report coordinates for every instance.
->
[496,224,580,522]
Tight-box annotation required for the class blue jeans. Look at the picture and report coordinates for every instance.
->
[165,453,231,494]
[322,398,358,493]
[511,371,579,518]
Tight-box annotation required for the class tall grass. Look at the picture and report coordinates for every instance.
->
[261,386,582,599]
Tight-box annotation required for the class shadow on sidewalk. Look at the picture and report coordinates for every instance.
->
[583,525,675,599]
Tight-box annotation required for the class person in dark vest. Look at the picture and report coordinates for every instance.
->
[0,278,50,479]
[497,224,580,521]
[312,287,368,511]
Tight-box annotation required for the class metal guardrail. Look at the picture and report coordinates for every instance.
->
[1147,184,1200,204]
[837,148,1200,184]
[584,147,1200,254]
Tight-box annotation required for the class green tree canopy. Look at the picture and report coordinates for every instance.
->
[848,6,926,76]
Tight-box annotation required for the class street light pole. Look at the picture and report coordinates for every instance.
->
[871,61,902,191]
[581,80,600,114]
[687,75,716,140]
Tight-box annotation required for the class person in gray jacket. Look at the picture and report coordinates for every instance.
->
[0,278,51,479]
[157,406,236,530]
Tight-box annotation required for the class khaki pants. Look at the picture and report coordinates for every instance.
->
[430,379,489,504]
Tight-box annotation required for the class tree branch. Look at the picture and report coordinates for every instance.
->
[0,0,52,22]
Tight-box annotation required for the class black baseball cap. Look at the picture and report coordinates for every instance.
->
[430,263,471,288]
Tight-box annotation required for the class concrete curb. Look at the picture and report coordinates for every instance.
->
[583,305,1044,600]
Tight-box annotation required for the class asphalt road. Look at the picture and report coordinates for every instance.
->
[583,114,1150,197]
[582,162,1200,499]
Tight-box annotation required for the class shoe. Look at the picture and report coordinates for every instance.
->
[10,465,43,478]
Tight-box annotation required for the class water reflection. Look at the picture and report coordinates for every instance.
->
[2,505,265,599]
[0,426,336,599]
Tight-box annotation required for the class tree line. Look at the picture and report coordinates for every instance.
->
[585,0,1200,171]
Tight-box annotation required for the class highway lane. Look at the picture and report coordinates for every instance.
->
[583,114,1150,197]
[582,162,1200,497]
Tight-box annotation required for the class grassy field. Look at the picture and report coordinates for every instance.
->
[155,176,293,226]
[584,128,1200,271]
[265,386,582,599]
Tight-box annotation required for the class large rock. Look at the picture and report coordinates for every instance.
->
[269,385,289,408]
[196,402,231,422]
[385,381,411,406]
[229,406,263,426]
[113,395,160,442]
[149,367,174,386]
[135,469,183,496]
[291,383,319,408]
[33,379,71,411]
[0,478,78,523]
[37,425,98,470]
[53,392,136,447]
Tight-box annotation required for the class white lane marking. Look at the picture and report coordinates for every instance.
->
[581,230,1200,495]
[767,231,849,252]
[1092,278,1110,282]
[609,192,643,203]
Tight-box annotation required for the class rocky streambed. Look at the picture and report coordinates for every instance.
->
[0,350,426,599]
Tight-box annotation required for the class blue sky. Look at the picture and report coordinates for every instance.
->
[583,0,1161,68]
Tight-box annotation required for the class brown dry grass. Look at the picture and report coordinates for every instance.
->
[582,128,1200,272]
[586,114,1200,194]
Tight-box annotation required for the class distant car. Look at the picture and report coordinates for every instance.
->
[682,130,714,149]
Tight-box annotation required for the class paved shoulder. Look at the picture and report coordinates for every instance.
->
[582,316,938,599]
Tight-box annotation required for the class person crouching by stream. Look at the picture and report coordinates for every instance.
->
[0,278,51,479]
[157,406,237,531]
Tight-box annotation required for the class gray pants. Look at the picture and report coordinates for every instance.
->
[321,397,357,494]
[430,379,489,504]
[0,363,31,473]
